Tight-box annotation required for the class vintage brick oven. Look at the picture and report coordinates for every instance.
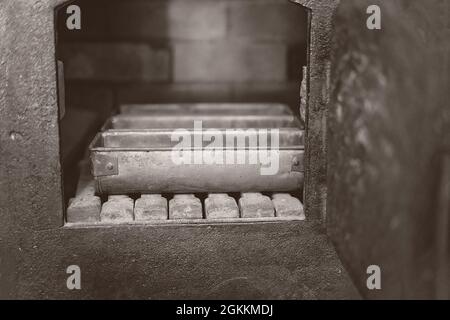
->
[0,0,448,299]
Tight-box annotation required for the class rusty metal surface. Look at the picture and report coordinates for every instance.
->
[327,0,450,299]
[93,150,304,194]
[90,128,304,194]
[0,0,67,298]
[120,103,293,116]
[292,0,339,220]
[20,220,360,299]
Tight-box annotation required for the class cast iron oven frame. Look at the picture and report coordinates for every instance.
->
[0,0,344,299]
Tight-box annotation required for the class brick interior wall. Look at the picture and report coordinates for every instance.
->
[56,0,309,120]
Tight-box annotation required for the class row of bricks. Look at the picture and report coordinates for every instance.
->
[67,193,305,224]
[58,0,308,43]
[59,42,306,83]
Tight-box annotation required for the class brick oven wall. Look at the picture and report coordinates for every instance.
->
[56,0,308,120]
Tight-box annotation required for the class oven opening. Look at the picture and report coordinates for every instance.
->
[55,0,310,225]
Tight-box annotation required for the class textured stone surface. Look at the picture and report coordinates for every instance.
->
[272,193,305,219]
[328,0,450,299]
[239,193,275,218]
[134,194,168,221]
[169,194,203,220]
[101,196,134,223]
[205,194,239,219]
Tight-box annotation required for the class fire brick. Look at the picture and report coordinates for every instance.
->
[66,161,101,223]
[67,196,101,223]
[239,193,275,218]
[205,194,239,219]
[134,194,168,221]
[169,194,203,220]
[272,193,305,219]
[100,195,134,223]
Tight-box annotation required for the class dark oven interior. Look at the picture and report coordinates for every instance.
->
[55,0,309,225]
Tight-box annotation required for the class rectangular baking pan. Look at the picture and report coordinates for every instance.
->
[90,128,304,195]
[120,103,293,115]
[101,114,302,131]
